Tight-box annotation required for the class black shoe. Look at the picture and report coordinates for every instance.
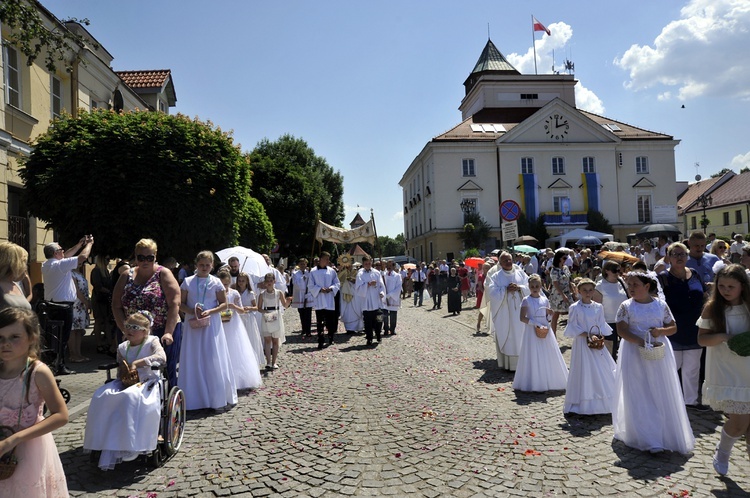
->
[390,331,396,335]
[687,404,711,412]
[56,366,75,375]
[366,340,373,346]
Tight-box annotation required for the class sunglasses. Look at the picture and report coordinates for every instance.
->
[136,254,156,262]
[125,323,147,331]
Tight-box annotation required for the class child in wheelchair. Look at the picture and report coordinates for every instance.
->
[83,310,166,470]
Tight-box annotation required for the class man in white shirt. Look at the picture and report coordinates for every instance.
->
[291,258,312,337]
[41,235,94,375]
[411,263,426,306]
[730,234,744,264]
[356,256,385,346]
[309,252,340,349]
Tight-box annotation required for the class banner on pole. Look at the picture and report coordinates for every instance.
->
[315,219,376,244]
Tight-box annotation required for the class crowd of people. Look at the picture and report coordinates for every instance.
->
[2,228,750,494]
[474,230,750,475]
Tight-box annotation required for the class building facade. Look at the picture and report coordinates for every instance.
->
[1,1,176,280]
[679,170,750,238]
[400,40,679,262]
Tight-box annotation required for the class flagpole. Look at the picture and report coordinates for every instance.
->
[310,218,319,262]
[531,15,538,75]
[370,209,382,264]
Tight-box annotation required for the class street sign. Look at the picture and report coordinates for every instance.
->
[500,199,521,222]
[502,221,518,241]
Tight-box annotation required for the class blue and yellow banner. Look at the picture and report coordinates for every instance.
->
[518,174,538,221]
[581,173,600,212]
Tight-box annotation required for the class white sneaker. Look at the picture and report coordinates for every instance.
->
[713,447,730,476]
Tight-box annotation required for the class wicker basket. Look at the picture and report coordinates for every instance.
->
[220,310,233,322]
[638,333,665,361]
[120,360,140,388]
[533,308,552,339]
[188,304,210,329]
[0,425,17,480]
[587,325,605,350]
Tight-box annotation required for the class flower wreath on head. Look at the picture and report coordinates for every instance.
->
[136,310,154,327]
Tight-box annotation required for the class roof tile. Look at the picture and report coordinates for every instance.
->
[116,70,171,89]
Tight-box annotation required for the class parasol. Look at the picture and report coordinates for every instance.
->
[598,250,640,264]
[512,245,539,254]
[635,224,681,238]
[576,236,603,246]
[464,257,485,269]
[402,263,417,270]
[216,246,270,278]
[514,235,539,245]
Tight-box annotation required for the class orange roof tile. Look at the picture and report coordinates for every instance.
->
[684,171,750,212]
[116,70,171,89]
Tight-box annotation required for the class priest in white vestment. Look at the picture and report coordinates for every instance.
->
[487,251,530,371]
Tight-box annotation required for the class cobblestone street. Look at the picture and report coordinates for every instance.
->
[54,299,749,497]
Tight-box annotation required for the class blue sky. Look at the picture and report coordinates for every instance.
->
[43,0,750,238]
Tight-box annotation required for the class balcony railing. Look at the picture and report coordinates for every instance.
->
[542,211,588,225]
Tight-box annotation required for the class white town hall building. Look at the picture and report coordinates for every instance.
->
[399,40,679,263]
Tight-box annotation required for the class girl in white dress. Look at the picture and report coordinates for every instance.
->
[257,272,291,370]
[235,273,265,369]
[564,279,616,415]
[513,275,568,392]
[218,271,262,390]
[614,272,694,454]
[697,264,750,476]
[178,251,237,410]
[84,311,166,470]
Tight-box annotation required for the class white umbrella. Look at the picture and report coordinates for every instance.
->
[215,246,270,278]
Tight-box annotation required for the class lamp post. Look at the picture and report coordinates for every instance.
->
[697,193,712,234]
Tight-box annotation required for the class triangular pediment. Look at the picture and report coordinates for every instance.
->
[632,177,656,188]
[548,178,573,189]
[496,99,621,145]
[457,180,483,191]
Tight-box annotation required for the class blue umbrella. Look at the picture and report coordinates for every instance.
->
[576,236,603,246]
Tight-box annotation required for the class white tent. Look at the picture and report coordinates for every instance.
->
[546,228,614,248]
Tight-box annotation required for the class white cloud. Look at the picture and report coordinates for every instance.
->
[506,22,605,114]
[392,210,404,221]
[615,0,750,100]
[730,151,750,170]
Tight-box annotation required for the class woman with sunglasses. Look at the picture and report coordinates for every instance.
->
[592,260,628,360]
[112,238,181,388]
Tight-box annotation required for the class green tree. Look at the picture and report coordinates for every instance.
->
[0,0,92,72]
[711,168,734,178]
[458,212,491,249]
[517,213,550,247]
[21,109,264,262]
[238,196,275,252]
[250,135,344,257]
[586,210,614,234]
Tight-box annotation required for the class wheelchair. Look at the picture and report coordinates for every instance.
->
[36,302,71,410]
[91,361,186,467]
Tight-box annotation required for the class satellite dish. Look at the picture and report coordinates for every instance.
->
[695,174,701,181]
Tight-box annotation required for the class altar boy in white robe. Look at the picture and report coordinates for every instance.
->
[487,251,530,371]
[381,261,402,336]
[309,252,340,349]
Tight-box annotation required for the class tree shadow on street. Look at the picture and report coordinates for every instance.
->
[559,413,612,437]
[472,358,514,384]
[511,388,565,406]
[611,439,691,480]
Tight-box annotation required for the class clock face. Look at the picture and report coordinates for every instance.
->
[544,113,570,140]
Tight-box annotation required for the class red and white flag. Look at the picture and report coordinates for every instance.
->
[532,16,550,36]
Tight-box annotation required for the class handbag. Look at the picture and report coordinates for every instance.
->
[187,277,210,328]
[188,304,210,328]
[262,291,282,334]
[0,359,31,480]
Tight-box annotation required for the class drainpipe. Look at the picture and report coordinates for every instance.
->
[496,145,502,247]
